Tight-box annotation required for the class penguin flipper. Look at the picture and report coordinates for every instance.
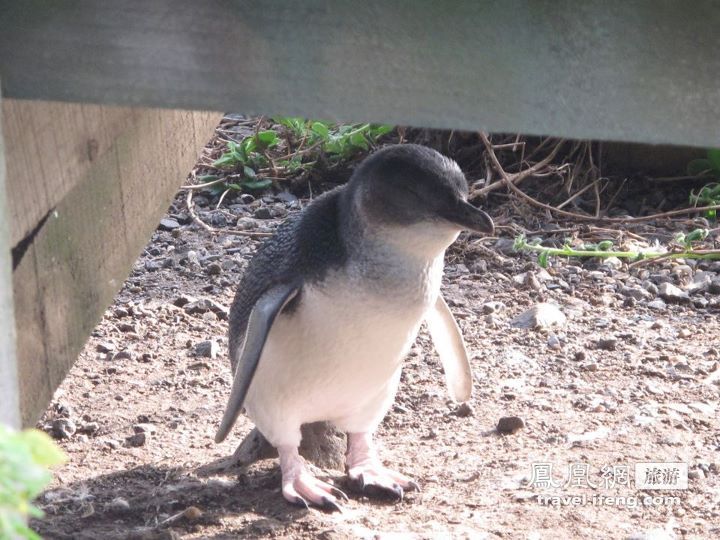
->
[425,294,473,402]
[215,283,300,443]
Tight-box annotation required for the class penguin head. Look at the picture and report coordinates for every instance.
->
[348,144,494,237]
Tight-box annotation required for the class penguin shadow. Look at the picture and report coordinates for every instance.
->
[198,454,411,513]
[32,463,318,539]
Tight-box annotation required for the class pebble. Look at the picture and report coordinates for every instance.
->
[253,207,272,219]
[597,338,618,351]
[158,218,180,231]
[194,340,220,359]
[205,262,222,276]
[688,468,705,480]
[51,418,76,439]
[453,402,474,417]
[126,432,148,447]
[658,282,689,302]
[79,422,100,435]
[481,301,505,314]
[647,299,667,310]
[511,303,566,329]
[709,279,720,295]
[173,294,197,308]
[105,497,131,514]
[133,423,157,434]
[236,217,257,230]
[144,260,162,272]
[112,350,134,361]
[621,286,652,301]
[497,416,525,434]
[96,342,116,353]
[547,334,562,350]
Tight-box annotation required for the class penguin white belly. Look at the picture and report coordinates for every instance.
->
[244,262,442,447]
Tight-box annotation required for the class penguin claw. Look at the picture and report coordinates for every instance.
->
[321,496,344,513]
[331,486,349,502]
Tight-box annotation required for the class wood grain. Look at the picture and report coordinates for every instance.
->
[4,100,219,425]
[1,1,719,147]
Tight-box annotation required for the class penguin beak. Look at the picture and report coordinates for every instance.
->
[444,200,495,235]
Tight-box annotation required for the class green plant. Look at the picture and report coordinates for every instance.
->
[513,228,719,267]
[209,119,393,196]
[211,130,280,191]
[0,426,65,539]
[687,149,720,219]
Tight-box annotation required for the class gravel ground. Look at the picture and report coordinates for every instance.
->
[32,182,720,540]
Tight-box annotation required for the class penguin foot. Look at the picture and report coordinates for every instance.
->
[347,463,419,500]
[278,445,347,511]
[346,432,419,501]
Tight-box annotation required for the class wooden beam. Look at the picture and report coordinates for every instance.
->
[1,1,719,147]
[4,100,220,426]
[0,86,20,428]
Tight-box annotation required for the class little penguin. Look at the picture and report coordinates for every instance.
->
[215,144,494,510]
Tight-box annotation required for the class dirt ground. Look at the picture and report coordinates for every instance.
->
[31,151,720,539]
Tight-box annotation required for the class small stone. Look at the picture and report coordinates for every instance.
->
[173,294,197,308]
[602,257,622,270]
[236,217,257,231]
[144,260,162,272]
[597,338,618,351]
[584,362,599,372]
[647,299,667,310]
[105,497,130,514]
[678,328,692,339]
[158,218,180,231]
[79,422,99,435]
[133,423,157,434]
[453,403,474,417]
[275,191,298,204]
[497,416,525,434]
[481,301,505,315]
[688,468,705,480]
[205,262,222,276]
[574,350,587,361]
[253,207,272,220]
[658,282,689,303]
[621,286,652,301]
[96,342,116,353]
[104,439,120,450]
[51,418,76,439]
[183,506,202,521]
[112,350,133,361]
[126,432,148,447]
[511,303,566,330]
[118,322,136,333]
[709,279,720,295]
[194,340,220,359]
[547,334,562,350]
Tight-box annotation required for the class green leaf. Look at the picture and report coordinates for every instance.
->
[227,183,243,191]
[370,124,394,138]
[685,228,709,243]
[197,174,220,182]
[212,154,239,168]
[243,166,257,179]
[707,149,720,173]
[538,250,549,268]
[311,122,330,139]
[349,131,369,149]
[256,130,279,148]
[242,178,272,190]
[687,158,713,177]
[597,240,613,251]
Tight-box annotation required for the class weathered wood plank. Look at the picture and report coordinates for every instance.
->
[5,100,220,426]
[0,87,20,427]
[2,101,134,247]
[1,1,719,147]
